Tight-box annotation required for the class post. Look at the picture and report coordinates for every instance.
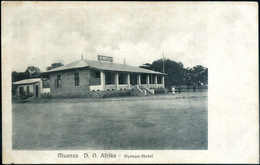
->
[127,73,130,89]
[101,71,105,90]
[155,75,158,88]
[146,74,150,88]
[16,86,19,96]
[33,84,37,97]
[39,80,43,98]
[162,75,165,88]
[115,72,119,90]
[137,74,141,85]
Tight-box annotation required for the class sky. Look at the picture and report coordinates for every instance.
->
[3,2,210,72]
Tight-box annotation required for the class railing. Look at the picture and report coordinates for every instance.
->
[104,85,116,90]
[42,88,50,94]
[157,84,164,88]
[90,83,164,91]
[140,84,164,89]
[118,84,129,90]
[136,85,144,94]
[89,85,103,91]
[104,84,130,90]
[139,86,154,95]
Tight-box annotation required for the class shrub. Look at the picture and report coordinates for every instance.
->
[41,93,52,99]
[154,87,168,94]
[129,87,146,96]
[101,90,131,98]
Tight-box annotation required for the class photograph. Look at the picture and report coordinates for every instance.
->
[9,2,208,150]
[2,1,258,164]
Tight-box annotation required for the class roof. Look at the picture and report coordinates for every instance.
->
[13,78,41,85]
[43,59,166,75]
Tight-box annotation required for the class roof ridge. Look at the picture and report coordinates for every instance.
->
[44,58,166,75]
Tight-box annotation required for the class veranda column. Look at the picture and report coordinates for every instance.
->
[39,81,43,98]
[137,74,141,86]
[154,75,158,88]
[115,72,119,90]
[127,73,130,89]
[146,74,150,88]
[100,71,105,90]
[16,87,19,96]
[162,75,165,88]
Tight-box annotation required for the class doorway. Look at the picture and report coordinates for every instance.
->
[19,87,24,96]
[35,85,39,97]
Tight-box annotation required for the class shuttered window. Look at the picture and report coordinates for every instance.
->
[74,72,80,87]
[26,86,30,95]
[56,74,62,88]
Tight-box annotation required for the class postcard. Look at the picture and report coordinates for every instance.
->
[2,1,259,164]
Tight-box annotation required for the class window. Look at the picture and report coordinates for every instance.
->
[95,71,100,78]
[74,72,80,87]
[56,74,62,88]
[105,72,115,85]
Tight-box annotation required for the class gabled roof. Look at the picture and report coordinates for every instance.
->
[43,59,166,75]
[13,78,41,85]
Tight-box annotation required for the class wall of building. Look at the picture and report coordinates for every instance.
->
[33,82,42,98]
[48,68,165,97]
[16,82,42,98]
[49,69,92,97]
[16,84,33,96]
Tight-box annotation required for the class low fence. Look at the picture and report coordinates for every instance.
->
[36,86,169,99]
[42,88,50,94]
[172,85,208,92]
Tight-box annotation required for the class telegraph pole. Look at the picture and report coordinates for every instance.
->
[123,58,126,65]
[162,51,165,73]
[81,52,84,60]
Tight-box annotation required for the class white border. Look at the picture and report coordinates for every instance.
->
[2,1,259,163]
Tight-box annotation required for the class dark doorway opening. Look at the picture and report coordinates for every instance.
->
[130,73,137,85]
[35,85,39,97]
[19,87,24,96]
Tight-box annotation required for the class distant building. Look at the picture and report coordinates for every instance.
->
[13,78,43,98]
[13,78,51,98]
[42,55,166,97]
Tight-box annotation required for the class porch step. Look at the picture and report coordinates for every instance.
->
[130,86,146,96]
[130,86,154,96]
[139,86,154,95]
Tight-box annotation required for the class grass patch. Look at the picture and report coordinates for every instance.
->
[12,92,208,150]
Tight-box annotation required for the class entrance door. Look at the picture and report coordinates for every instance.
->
[19,87,24,96]
[35,85,39,97]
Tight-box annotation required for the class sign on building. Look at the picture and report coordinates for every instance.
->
[97,55,113,63]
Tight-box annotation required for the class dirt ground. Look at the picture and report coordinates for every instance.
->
[12,92,208,150]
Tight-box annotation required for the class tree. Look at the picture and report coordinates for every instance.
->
[12,71,28,96]
[12,66,41,96]
[142,58,186,88]
[25,66,41,78]
[140,58,208,89]
[189,65,207,87]
[139,63,153,70]
[47,62,64,71]
[12,71,27,82]
[12,66,41,82]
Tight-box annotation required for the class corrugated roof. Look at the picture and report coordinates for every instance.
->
[13,78,41,85]
[44,59,166,75]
